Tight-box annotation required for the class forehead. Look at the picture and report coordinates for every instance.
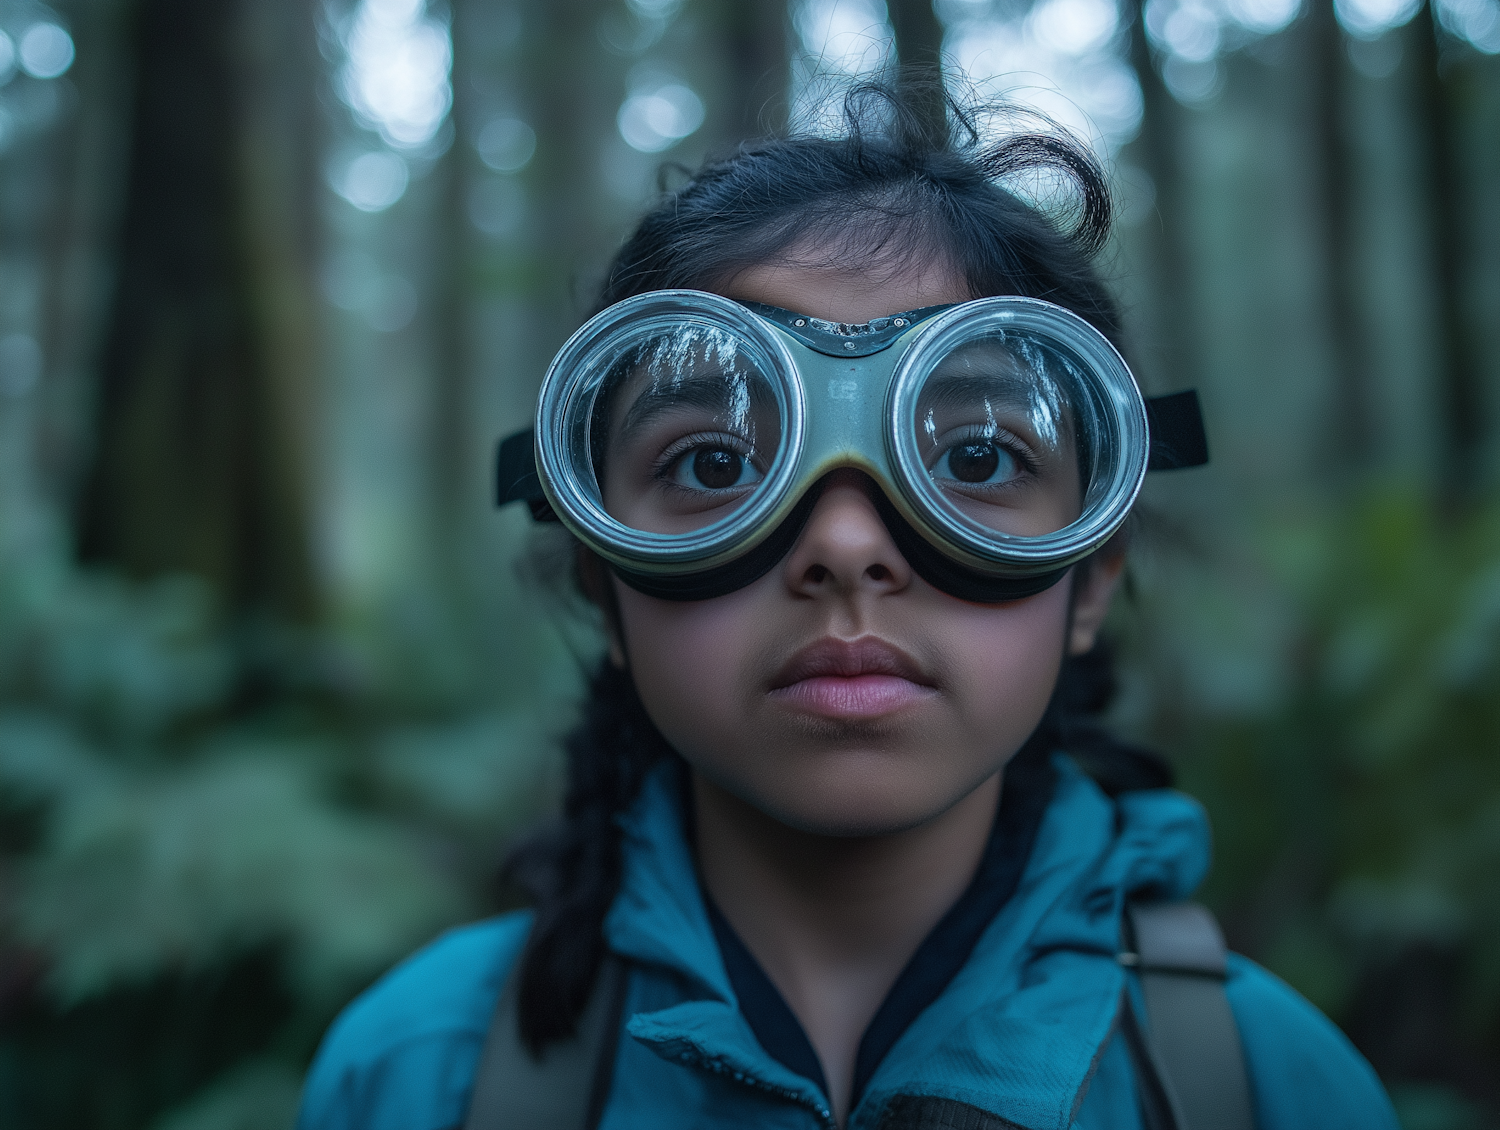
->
[719,253,972,326]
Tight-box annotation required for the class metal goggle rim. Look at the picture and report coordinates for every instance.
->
[887,299,1149,573]
[537,292,807,569]
[534,289,1148,578]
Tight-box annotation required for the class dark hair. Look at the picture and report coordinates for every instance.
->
[502,82,1167,1053]
[597,86,1119,340]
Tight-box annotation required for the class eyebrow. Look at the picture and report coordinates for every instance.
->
[917,367,1077,455]
[917,371,1038,413]
[614,373,774,444]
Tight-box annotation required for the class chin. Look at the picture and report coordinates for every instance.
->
[743,750,982,838]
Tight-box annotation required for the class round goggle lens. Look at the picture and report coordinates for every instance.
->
[901,327,1116,544]
[582,319,787,536]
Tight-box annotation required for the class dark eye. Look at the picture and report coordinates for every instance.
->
[670,446,762,491]
[934,442,1017,485]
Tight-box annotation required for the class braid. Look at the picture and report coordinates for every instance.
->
[1051,639,1174,796]
[501,660,674,1053]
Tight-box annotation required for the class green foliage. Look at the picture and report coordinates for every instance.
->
[149,1062,304,1130]
[1389,1081,1493,1130]
[1120,489,1500,1075]
[0,555,567,1129]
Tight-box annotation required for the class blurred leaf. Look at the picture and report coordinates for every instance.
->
[14,750,464,1003]
[1260,917,1356,1019]
[1124,490,1500,1041]
[149,1060,302,1130]
[0,569,234,744]
[1388,1082,1490,1130]
[0,710,113,803]
[371,709,562,838]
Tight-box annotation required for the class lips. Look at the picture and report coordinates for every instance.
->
[769,637,936,719]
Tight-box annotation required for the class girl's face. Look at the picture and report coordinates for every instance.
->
[608,254,1121,837]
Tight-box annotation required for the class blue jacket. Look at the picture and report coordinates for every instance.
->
[299,757,1398,1130]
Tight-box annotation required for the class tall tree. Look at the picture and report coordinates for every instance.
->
[435,0,479,525]
[718,0,793,138]
[1122,0,1198,394]
[888,0,948,140]
[1310,0,1374,469]
[75,0,321,619]
[1409,2,1483,503]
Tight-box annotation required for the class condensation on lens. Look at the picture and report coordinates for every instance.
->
[588,320,784,535]
[909,330,1088,539]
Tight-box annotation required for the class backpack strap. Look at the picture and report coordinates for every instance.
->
[1120,901,1255,1130]
[463,954,628,1130]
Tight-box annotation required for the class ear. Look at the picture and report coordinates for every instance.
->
[1068,550,1126,656]
[577,547,629,669]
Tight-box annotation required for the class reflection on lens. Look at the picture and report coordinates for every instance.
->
[911,332,1086,538]
[590,320,784,535]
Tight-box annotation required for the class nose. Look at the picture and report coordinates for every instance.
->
[782,470,913,599]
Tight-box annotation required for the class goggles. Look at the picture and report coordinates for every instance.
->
[497,290,1207,603]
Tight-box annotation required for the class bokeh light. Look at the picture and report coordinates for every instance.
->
[944,0,1142,149]
[1155,0,1223,60]
[1334,0,1423,37]
[337,0,452,149]
[475,117,536,172]
[617,74,704,152]
[18,23,73,80]
[329,150,410,212]
[1028,0,1120,56]
[1437,0,1500,52]
[1137,0,1305,104]
[1225,0,1302,33]
[796,0,896,72]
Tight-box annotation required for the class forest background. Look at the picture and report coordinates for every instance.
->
[0,0,1497,1126]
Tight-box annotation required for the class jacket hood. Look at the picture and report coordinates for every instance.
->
[603,756,1211,1130]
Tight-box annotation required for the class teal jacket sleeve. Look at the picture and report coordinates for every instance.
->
[1227,954,1399,1130]
[296,912,532,1130]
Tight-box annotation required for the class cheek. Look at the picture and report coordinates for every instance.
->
[614,582,766,753]
[929,581,1072,748]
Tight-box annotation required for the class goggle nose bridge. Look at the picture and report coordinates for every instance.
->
[739,300,960,358]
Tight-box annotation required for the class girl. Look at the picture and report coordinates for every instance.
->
[298,86,1398,1130]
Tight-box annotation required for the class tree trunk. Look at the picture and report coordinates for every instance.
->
[1122,0,1197,392]
[1310,0,1373,469]
[888,0,948,140]
[717,0,792,139]
[75,0,320,620]
[1409,3,1482,504]
[435,0,476,523]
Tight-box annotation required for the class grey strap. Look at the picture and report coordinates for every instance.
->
[1122,902,1255,1130]
[463,955,627,1130]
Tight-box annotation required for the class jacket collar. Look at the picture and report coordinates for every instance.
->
[604,757,1211,1130]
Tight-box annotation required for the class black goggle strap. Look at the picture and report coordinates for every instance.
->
[495,429,557,521]
[1144,389,1209,471]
